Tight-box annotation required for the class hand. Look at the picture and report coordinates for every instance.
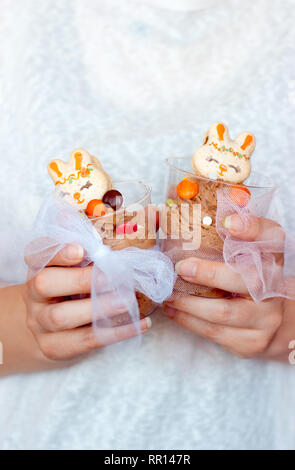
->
[23,244,151,362]
[163,214,295,361]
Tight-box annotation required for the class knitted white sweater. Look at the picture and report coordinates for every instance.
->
[0,0,294,450]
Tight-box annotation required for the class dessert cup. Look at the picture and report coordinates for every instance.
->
[160,157,273,299]
[90,181,157,326]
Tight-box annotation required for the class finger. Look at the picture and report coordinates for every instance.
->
[223,214,285,243]
[39,295,128,332]
[165,296,282,330]
[30,265,96,300]
[25,241,84,268]
[163,308,269,358]
[38,318,152,360]
[47,244,84,266]
[175,257,248,294]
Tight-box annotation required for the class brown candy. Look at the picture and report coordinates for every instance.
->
[102,189,123,211]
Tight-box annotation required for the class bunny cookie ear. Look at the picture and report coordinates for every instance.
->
[69,148,92,170]
[48,159,67,183]
[235,132,256,157]
[208,122,230,143]
[48,148,93,184]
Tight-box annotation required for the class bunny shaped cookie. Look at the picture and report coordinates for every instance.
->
[192,122,256,183]
[48,148,113,210]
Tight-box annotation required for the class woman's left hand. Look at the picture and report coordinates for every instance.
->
[163,214,295,361]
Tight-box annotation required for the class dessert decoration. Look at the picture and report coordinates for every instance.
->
[202,216,212,226]
[116,222,138,235]
[177,178,199,199]
[103,189,123,211]
[229,185,251,207]
[192,122,256,183]
[48,148,113,211]
[166,199,176,208]
[86,199,106,217]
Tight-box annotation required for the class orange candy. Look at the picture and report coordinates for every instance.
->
[230,185,251,206]
[86,199,106,217]
[177,179,199,199]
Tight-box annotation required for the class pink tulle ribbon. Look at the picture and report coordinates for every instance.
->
[216,186,295,303]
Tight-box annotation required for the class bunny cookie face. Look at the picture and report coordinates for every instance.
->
[48,148,113,210]
[192,122,256,183]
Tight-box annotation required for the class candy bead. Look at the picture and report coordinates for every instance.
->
[86,199,106,217]
[202,216,212,226]
[102,190,123,211]
[176,179,199,199]
[116,222,138,235]
[166,198,176,207]
[230,185,251,206]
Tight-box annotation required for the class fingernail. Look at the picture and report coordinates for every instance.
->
[175,260,197,278]
[65,244,84,260]
[163,306,175,318]
[145,317,152,329]
[223,214,244,232]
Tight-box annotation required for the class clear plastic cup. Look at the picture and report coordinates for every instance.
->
[90,181,158,325]
[160,157,274,299]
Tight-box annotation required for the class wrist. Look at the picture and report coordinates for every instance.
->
[0,284,60,376]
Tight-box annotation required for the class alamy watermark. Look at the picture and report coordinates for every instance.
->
[92,202,202,251]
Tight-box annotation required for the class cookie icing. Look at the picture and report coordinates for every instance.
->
[192,122,256,183]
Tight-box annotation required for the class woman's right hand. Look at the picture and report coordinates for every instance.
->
[23,244,151,362]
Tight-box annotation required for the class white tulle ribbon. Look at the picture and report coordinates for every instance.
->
[25,194,176,336]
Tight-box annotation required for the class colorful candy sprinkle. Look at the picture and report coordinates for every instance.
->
[177,179,199,200]
[166,198,176,207]
[202,216,212,226]
[116,222,138,235]
[86,199,106,217]
[209,142,249,161]
[230,185,251,207]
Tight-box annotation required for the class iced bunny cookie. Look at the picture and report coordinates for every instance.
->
[48,148,113,211]
[192,122,256,183]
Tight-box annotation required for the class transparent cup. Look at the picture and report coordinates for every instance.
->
[90,181,158,326]
[160,157,274,299]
